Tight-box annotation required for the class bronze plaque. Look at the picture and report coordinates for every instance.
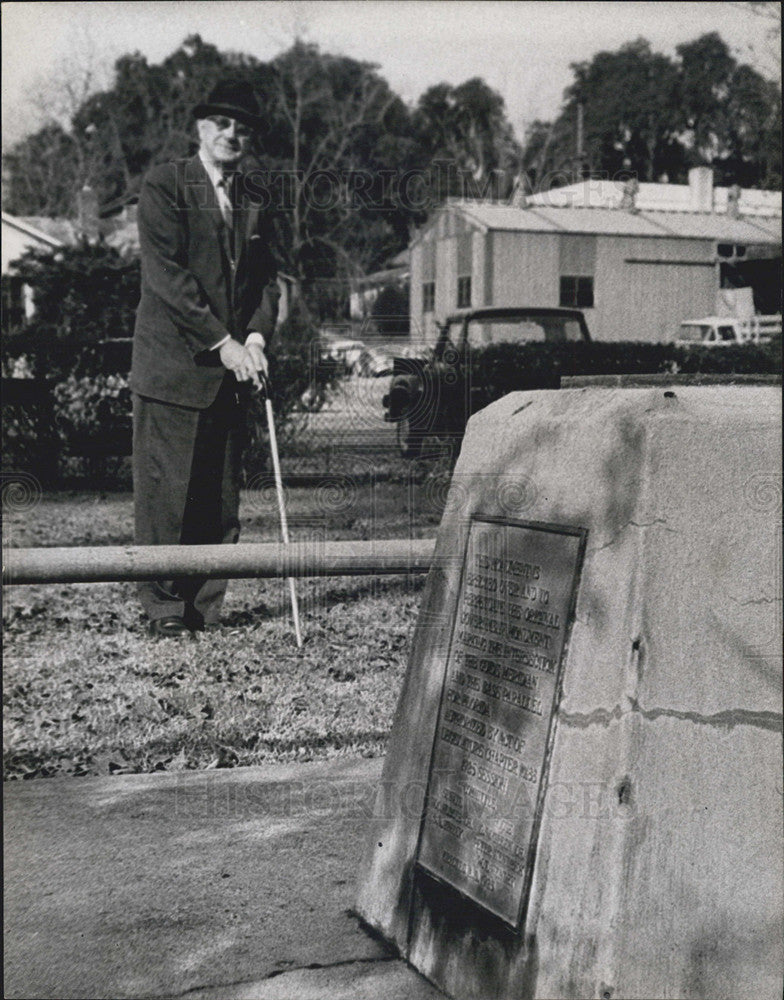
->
[416,517,586,927]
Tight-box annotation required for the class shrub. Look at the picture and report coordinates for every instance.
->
[400,339,781,463]
[1,242,340,483]
[670,342,781,374]
[466,339,780,408]
[1,381,59,481]
[4,319,341,483]
[9,242,140,344]
[52,374,133,455]
[1,326,124,382]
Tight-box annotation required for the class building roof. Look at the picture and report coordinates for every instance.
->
[432,201,781,245]
[526,178,782,218]
[1,213,66,248]
[636,211,781,243]
[354,265,409,288]
[19,215,83,244]
[2,211,143,259]
[388,248,410,266]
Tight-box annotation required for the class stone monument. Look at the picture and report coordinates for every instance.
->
[356,384,782,999]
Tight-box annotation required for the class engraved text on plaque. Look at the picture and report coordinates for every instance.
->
[416,517,585,926]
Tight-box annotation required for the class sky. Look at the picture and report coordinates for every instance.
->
[1,1,779,148]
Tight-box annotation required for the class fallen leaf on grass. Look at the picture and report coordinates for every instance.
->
[108,761,134,775]
[328,667,356,682]
[166,749,190,772]
[131,694,168,722]
[4,488,417,779]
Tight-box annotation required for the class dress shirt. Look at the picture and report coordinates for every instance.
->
[198,151,266,354]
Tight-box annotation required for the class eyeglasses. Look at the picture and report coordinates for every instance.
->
[205,115,252,138]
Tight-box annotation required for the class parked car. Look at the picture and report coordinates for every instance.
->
[675,315,782,347]
[355,345,395,377]
[382,306,591,457]
[319,334,366,374]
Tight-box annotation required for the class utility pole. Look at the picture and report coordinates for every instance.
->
[573,101,588,182]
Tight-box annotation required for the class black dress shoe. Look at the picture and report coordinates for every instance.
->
[149,616,193,638]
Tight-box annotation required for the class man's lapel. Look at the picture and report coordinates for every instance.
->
[188,155,233,261]
[232,172,260,271]
[184,156,266,272]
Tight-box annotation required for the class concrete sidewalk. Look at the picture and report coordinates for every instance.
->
[4,757,440,1000]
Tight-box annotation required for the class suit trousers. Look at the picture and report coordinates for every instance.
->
[133,375,243,627]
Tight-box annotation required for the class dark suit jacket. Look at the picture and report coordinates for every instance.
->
[131,155,279,408]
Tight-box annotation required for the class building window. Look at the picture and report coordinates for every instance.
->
[560,275,594,308]
[457,275,471,308]
[717,243,746,259]
[422,281,435,313]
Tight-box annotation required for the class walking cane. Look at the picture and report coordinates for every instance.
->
[258,371,303,648]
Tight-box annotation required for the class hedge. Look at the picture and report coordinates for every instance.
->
[2,337,778,483]
[465,340,780,407]
[1,305,341,484]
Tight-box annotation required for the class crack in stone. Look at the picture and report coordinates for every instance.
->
[560,700,783,732]
[587,518,677,556]
[587,531,625,556]
[265,955,398,980]
[560,704,625,727]
[169,956,398,999]
[628,518,678,533]
[168,975,262,999]
[727,596,779,606]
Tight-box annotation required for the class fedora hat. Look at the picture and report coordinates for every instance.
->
[193,79,265,132]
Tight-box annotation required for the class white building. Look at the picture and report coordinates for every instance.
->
[409,169,781,342]
[525,170,782,217]
[1,213,66,329]
[1,209,298,333]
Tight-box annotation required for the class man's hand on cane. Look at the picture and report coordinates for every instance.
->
[246,341,269,379]
[219,338,262,389]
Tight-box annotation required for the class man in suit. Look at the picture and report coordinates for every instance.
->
[131,79,280,637]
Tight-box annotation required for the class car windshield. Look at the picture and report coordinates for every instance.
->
[678,324,710,342]
[458,315,585,347]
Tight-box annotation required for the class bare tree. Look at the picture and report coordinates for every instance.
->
[4,29,111,216]
[272,42,395,278]
[734,1,782,83]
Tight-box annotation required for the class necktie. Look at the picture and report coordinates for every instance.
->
[217,176,233,230]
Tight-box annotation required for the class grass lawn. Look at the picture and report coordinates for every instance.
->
[3,476,445,780]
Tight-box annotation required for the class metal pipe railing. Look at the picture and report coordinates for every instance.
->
[2,539,436,586]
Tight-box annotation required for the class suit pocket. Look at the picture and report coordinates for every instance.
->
[194,348,223,367]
